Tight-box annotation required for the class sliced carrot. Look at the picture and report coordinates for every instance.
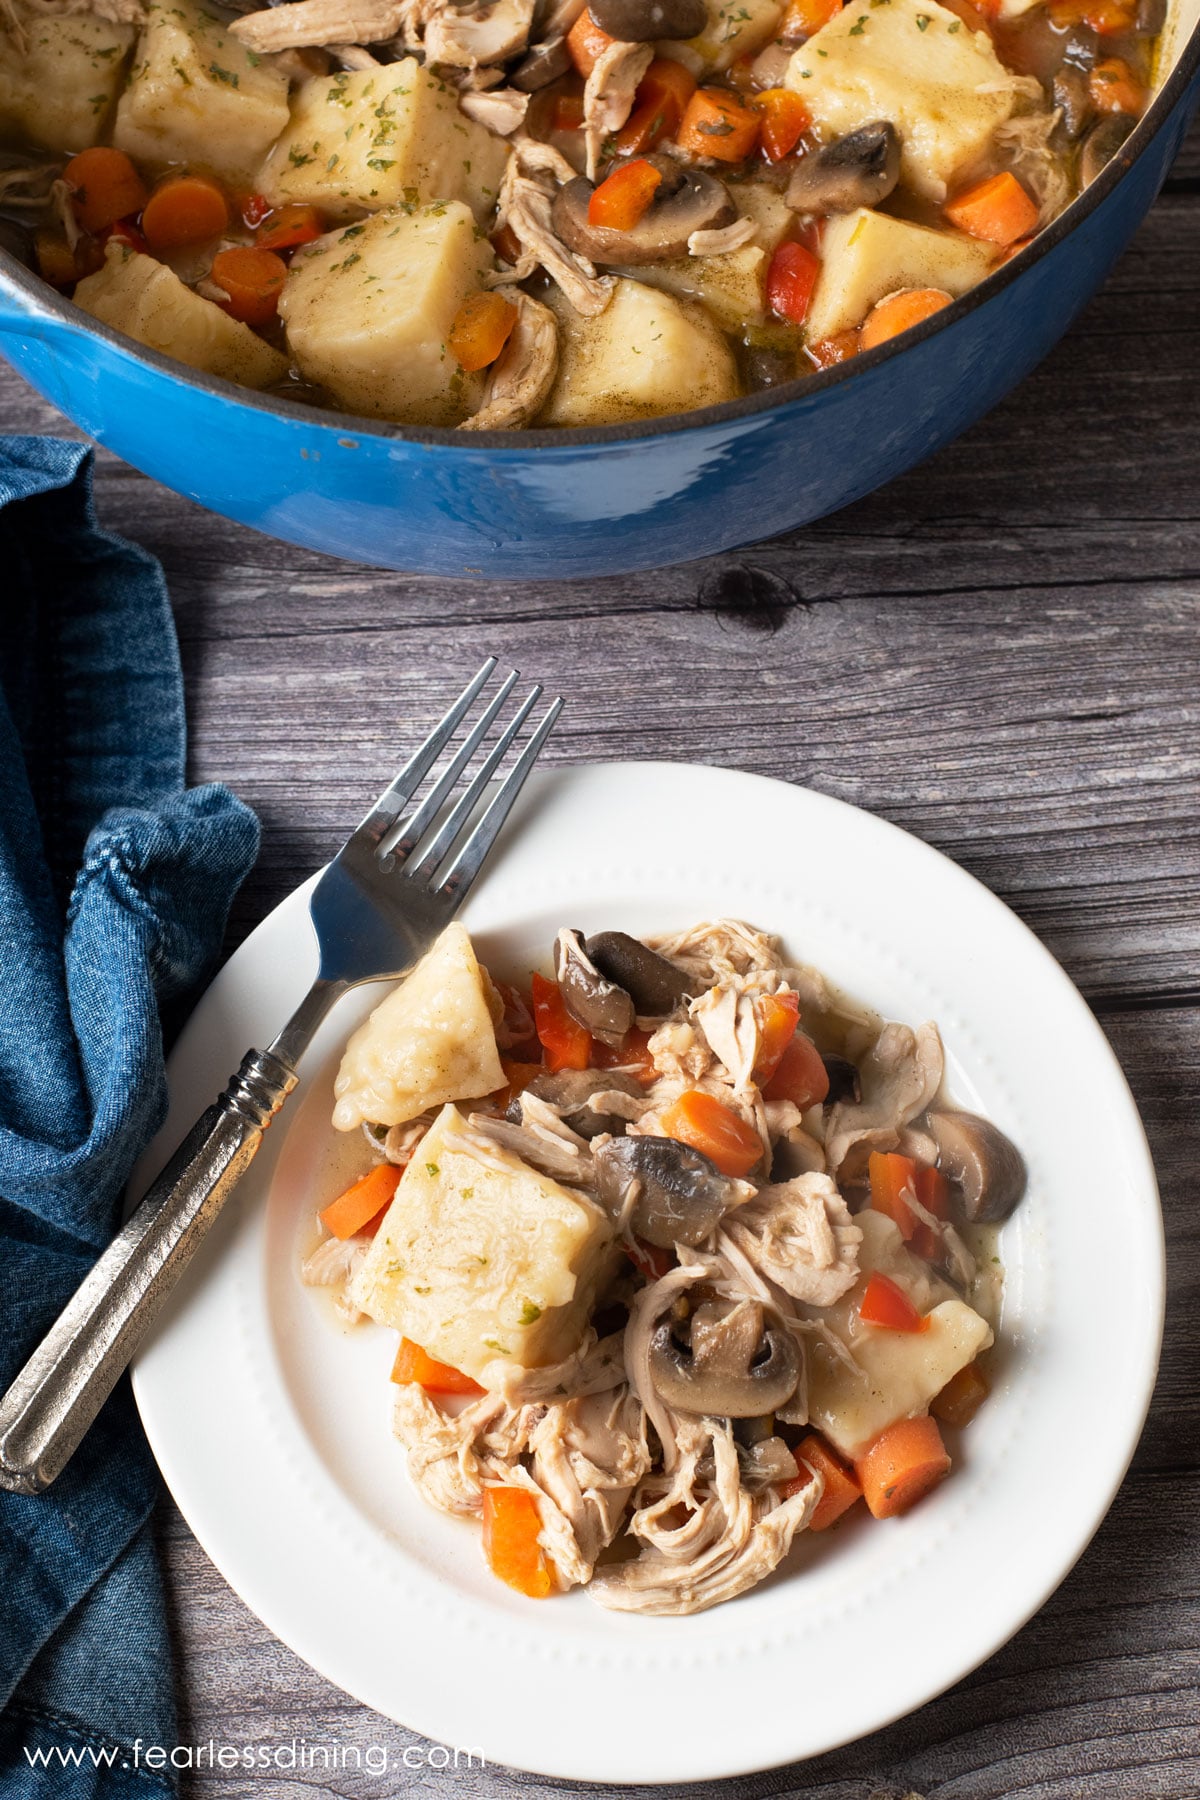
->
[627,1237,674,1281]
[1089,55,1146,113]
[909,1162,950,1260]
[567,7,621,76]
[660,1090,761,1177]
[780,0,843,34]
[588,157,663,231]
[241,190,273,229]
[615,58,697,154]
[945,170,1038,246]
[761,1027,829,1108]
[861,286,952,348]
[868,1150,920,1238]
[319,1161,402,1239]
[257,201,326,252]
[591,1026,657,1083]
[784,1432,863,1529]
[931,1360,990,1429]
[855,1415,951,1519]
[756,88,810,162]
[482,1486,554,1597]
[676,87,761,162]
[449,289,518,372]
[808,327,861,366]
[141,174,230,251]
[531,971,593,1072]
[1049,0,1134,30]
[753,991,801,1083]
[859,1271,928,1333]
[210,246,287,326]
[766,239,819,324]
[551,93,586,131]
[391,1337,485,1396]
[63,146,148,234]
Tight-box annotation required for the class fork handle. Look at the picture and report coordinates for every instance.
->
[0,1049,297,1495]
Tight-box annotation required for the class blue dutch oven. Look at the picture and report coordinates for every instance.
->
[1,15,1198,581]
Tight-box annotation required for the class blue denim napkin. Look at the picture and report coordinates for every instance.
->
[0,439,259,1798]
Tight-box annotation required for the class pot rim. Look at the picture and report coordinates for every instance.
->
[1,11,1197,452]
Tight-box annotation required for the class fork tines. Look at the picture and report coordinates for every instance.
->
[356,658,562,904]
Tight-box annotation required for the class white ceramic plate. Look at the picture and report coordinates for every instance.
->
[131,761,1163,1785]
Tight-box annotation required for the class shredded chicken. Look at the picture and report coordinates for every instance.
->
[458,83,529,134]
[231,0,406,52]
[331,41,381,66]
[300,1231,371,1323]
[688,216,758,257]
[995,107,1072,226]
[590,1420,823,1615]
[824,1020,944,1174]
[530,1387,650,1579]
[425,0,534,66]
[649,917,780,985]
[725,1172,862,1307]
[460,289,557,430]
[497,155,614,316]
[582,39,653,181]
[468,1089,593,1182]
[48,179,81,251]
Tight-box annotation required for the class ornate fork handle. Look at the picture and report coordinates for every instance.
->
[0,1050,297,1496]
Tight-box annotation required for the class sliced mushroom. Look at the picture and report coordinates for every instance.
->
[552,157,736,266]
[929,1110,1027,1223]
[593,1133,738,1245]
[588,0,707,39]
[586,929,695,1015]
[512,1068,644,1137]
[554,926,636,1042]
[1135,0,1165,31]
[649,1298,802,1417]
[1053,64,1093,139]
[511,31,572,87]
[1080,112,1135,187]
[822,1053,861,1107]
[786,122,900,215]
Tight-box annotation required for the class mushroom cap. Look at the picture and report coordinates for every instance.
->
[593,1132,738,1245]
[786,121,901,216]
[587,0,708,39]
[585,928,695,1015]
[552,159,737,267]
[648,1299,802,1417]
[511,33,571,90]
[554,926,636,1043]
[1081,112,1135,187]
[929,1109,1027,1223]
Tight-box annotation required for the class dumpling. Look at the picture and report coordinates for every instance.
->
[332,922,505,1131]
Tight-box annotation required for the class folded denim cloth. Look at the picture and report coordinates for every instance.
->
[0,439,259,1799]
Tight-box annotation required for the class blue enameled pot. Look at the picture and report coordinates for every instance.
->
[1,20,1197,581]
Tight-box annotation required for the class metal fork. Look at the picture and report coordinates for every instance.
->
[0,659,561,1496]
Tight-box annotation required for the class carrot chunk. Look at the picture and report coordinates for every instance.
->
[944,171,1039,245]
[391,1337,485,1396]
[753,991,801,1083]
[551,93,586,131]
[615,59,697,154]
[256,201,326,252]
[449,290,518,371]
[482,1487,554,1596]
[931,1359,990,1428]
[1048,0,1134,31]
[210,246,287,326]
[63,146,148,234]
[660,1090,761,1176]
[588,157,663,230]
[859,1271,928,1333]
[856,1415,951,1518]
[531,971,593,1072]
[808,327,861,366]
[1089,55,1146,113]
[861,286,952,347]
[676,87,761,162]
[868,1151,921,1238]
[756,88,810,161]
[141,174,230,251]
[319,1161,402,1239]
[566,7,621,75]
[780,0,843,34]
[766,240,820,324]
[785,1432,863,1529]
[762,1028,829,1108]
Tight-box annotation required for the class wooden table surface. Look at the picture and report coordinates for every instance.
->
[4,115,1200,1800]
